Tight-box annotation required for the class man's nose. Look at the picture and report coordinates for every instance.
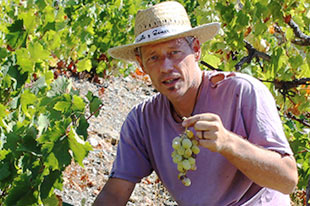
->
[160,57,174,73]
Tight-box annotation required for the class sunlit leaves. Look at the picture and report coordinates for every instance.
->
[20,90,37,118]
[76,58,92,72]
[86,91,102,117]
[67,128,92,166]
[0,0,308,204]
[193,0,309,193]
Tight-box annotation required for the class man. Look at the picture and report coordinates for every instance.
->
[94,1,298,205]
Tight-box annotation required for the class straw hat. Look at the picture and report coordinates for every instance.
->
[108,1,220,62]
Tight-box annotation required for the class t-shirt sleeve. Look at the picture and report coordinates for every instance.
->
[240,77,293,155]
[109,109,153,183]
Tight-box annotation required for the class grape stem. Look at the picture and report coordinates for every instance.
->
[182,117,188,131]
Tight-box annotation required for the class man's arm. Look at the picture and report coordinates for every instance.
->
[93,177,135,206]
[183,113,298,194]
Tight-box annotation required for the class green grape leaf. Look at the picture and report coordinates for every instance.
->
[76,58,92,72]
[96,61,107,74]
[0,149,10,161]
[289,55,303,69]
[0,162,11,181]
[7,19,24,32]
[4,173,35,206]
[89,96,102,117]
[254,22,267,36]
[67,127,92,166]
[47,76,72,97]
[16,48,34,73]
[40,170,61,199]
[20,90,37,118]
[53,101,71,113]
[35,0,47,10]
[72,95,85,112]
[7,65,28,89]
[38,114,50,136]
[76,115,89,140]
[236,12,249,27]
[44,152,59,170]
[0,103,7,121]
[19,11,37,32]
[42,193,61,206]
[0,47,8,59]
[29,42,50,62]
[53,138,71,168]
[201,53,221,68]
[86,91,93,102]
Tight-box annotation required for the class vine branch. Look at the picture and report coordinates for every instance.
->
[200,61,222,71]
[286,17,310,46]
[235,40,271,71]
[263,78,310,90]
[286,112,310,128]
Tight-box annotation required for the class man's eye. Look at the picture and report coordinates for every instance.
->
[148,55,158,62]
[171,51,181,55]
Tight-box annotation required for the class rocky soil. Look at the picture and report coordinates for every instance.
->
[56,74,177,206]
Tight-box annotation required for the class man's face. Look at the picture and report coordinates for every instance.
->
[136,37,201,101]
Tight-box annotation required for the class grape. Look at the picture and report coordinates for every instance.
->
[171,128,201,186]
[184,148,192,158]
[177,163,185,172]
[192,139,198,146]
[186,130,194,139]
[178,173,186,180]
[190,164,197,171]
[182,159,191,170]
[182,138,192,149]
[172,137,181,149]
[188,157,196,165]
[192,145,200,154]
[172,154,182,163]
[176,147,185,156]
[182,177,191,186]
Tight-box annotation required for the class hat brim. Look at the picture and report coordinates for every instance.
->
[108,22,221,63]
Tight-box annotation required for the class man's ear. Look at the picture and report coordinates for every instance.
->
[135,55,147,73]
[192,38,201,61]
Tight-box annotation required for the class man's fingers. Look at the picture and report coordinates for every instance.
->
[182,115,201,127]
[182,113,218,128]
[194,121,218,132]
[197,130,216,140]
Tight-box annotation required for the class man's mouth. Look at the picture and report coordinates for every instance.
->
[162,78,179,85]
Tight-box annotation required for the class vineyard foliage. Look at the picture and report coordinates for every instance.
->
[0,0,309,205]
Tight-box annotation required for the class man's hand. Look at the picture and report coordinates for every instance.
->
[182,113,230,153]
[182,112,298,194]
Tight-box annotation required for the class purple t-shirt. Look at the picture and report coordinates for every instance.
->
[110,71,292,205]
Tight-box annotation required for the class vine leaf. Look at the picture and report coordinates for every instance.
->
[0,162,11,181]
[47,76,72,97]
[67,127,92,167]
[4,173,35,205]
[20,90,37,118]
[76,58,92,72]
[86,91,103,117]
[72,95,86,112]
[53,101,71,113]
[40,170,61,200]
[76,115,89,140]
[38,114,50,136]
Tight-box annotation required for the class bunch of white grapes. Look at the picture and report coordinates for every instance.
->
[171,129,200,186]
